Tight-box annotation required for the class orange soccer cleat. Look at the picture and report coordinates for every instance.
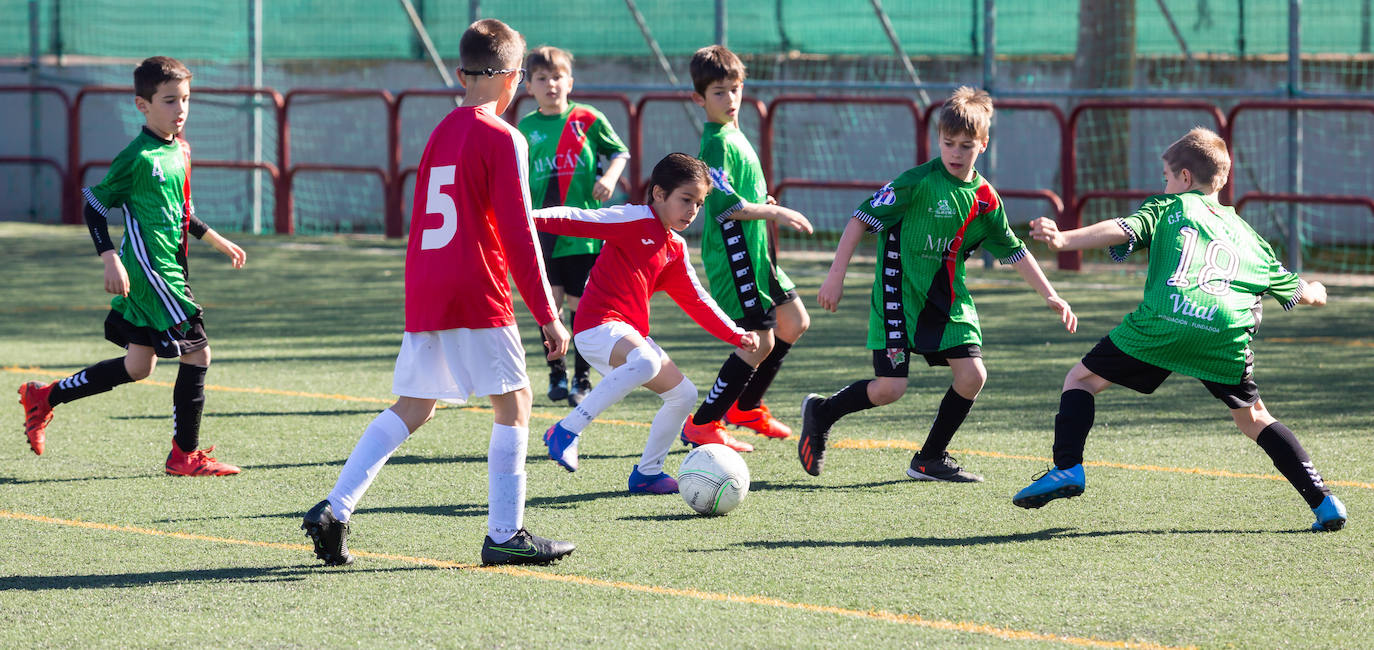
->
[165,443,241,476]
[680,418,754,453]
[724,402,793,439]
[18,381,54,456]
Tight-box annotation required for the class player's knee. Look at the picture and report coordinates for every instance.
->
[625,346,662,382]
[125,358,155,381]
[869,378,907,405]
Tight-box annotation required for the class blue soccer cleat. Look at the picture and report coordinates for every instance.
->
[1013,464,1086,509]
[627,465,679,494]
[1311,495,1347,532]
[543,422,579,472]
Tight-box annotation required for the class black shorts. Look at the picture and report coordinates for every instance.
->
[1080,335,1259,409]
[548,253,599,298]
[733,289,800,332]
[105,309,209,359]
[872,344,982,377]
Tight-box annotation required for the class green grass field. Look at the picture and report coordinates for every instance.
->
[1,221,1371,648]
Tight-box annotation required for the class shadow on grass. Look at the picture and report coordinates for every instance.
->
[749,478,912,492]
[0,565,433,592]
[617,513,711,522]
[734,526,1308,550]
[111,408,382,419]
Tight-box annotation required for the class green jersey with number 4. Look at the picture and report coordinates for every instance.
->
[698,121,794,321]
[852,158,1027,352]
[83,128,200,333]
[1107,191,1305,384]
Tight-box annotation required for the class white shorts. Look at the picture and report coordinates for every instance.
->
[573,321,668,377]
[391,325,529,404]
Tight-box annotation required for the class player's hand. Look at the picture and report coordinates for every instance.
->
[765,194,778,205]
[542,319,570,361]
[774,208,814,235]
[592,175,616,202]
[1030,217,1067,251]
[817,274,844,313]
[736,331,760,353]
[217,238,247,269]
[1047,295,1077,333]
[102,252,129,297]
[1303,281,1328,307]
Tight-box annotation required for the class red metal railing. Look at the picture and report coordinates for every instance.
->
[11,86,1374,270]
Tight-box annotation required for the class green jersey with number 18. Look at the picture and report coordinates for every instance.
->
[698,121,795,321]
[518,102,628,258]
[1107,191,1305,384]
[82,128,200,333]
[852,158,1027,352]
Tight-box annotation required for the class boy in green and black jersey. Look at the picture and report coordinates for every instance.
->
[18,56,246,476]
[798,87,1076,481]
[518,45,629,407]
[681,45,814,453]
[1014,127,1346,532]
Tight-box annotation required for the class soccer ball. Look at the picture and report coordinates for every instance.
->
[678,443,750,515]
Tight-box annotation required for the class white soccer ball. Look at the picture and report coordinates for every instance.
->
[678,443,750,515]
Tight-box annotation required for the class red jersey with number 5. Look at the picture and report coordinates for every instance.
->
[404,104,557,332]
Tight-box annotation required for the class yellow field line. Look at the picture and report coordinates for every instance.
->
[6,365,1370,490]
[0,508,1188,649]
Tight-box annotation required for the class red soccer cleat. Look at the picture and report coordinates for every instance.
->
[165,443,241,476]
[680,418,754,453]
[724,402,793,439]
[18,381,54,456]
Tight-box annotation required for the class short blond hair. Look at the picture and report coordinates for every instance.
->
[937,86,993,141]
[527,46,572,76]
[1162,127,1231,193]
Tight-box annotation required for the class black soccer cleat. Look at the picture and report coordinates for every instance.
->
[798,393,830,477]
[302,499,354,566]
[906,451,984,483]
[480,529,575,566]
[568,374,592,408]
[547,370,570,402]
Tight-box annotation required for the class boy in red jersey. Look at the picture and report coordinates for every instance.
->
[302,19,574,567]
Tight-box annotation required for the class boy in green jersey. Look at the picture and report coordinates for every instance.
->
[17,56,246,476]
[518,45,629,407]
[681,45,814,453]
[797,87,1077,480]
[1013,127,1347,532]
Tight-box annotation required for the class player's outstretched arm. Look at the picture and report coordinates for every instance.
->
[101,250,130,297]
[1030,217,1129,252]
[818,217,868,313]
[203,229,246,269]
[731,202,814,234]
[1297,280,1328,307]
[1011,253,1077,333]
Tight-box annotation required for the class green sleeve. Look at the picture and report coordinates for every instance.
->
[851,177,915,233]
[701,138,744,222]
[590,112,628,157]
[978,194,1027,262]
[1256,235,1305,308]
[85,148,137,211]
[1109,195,1169,261]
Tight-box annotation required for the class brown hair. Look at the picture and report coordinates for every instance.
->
[1162,127,1231,193]
[134,56,191,101]
[526,46,573,76]
[937,86,993,140]
[459,19,525,75]
[645,153,709,204]
[689,45,746,96]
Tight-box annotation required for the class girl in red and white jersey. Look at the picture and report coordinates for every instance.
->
[535,153,759,494]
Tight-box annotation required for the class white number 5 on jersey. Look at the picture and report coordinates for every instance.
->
[420,165,457,250]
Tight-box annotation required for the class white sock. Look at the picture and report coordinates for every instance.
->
[560,345,660,434]
[639,378,697,475]
[327,408,410,522]
[488,422,528,543]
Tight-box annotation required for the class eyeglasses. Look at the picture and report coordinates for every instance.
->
[458,67,526,85]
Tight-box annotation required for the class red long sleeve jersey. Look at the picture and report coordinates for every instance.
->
[532,204,746,346]
[404,105,557,332]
